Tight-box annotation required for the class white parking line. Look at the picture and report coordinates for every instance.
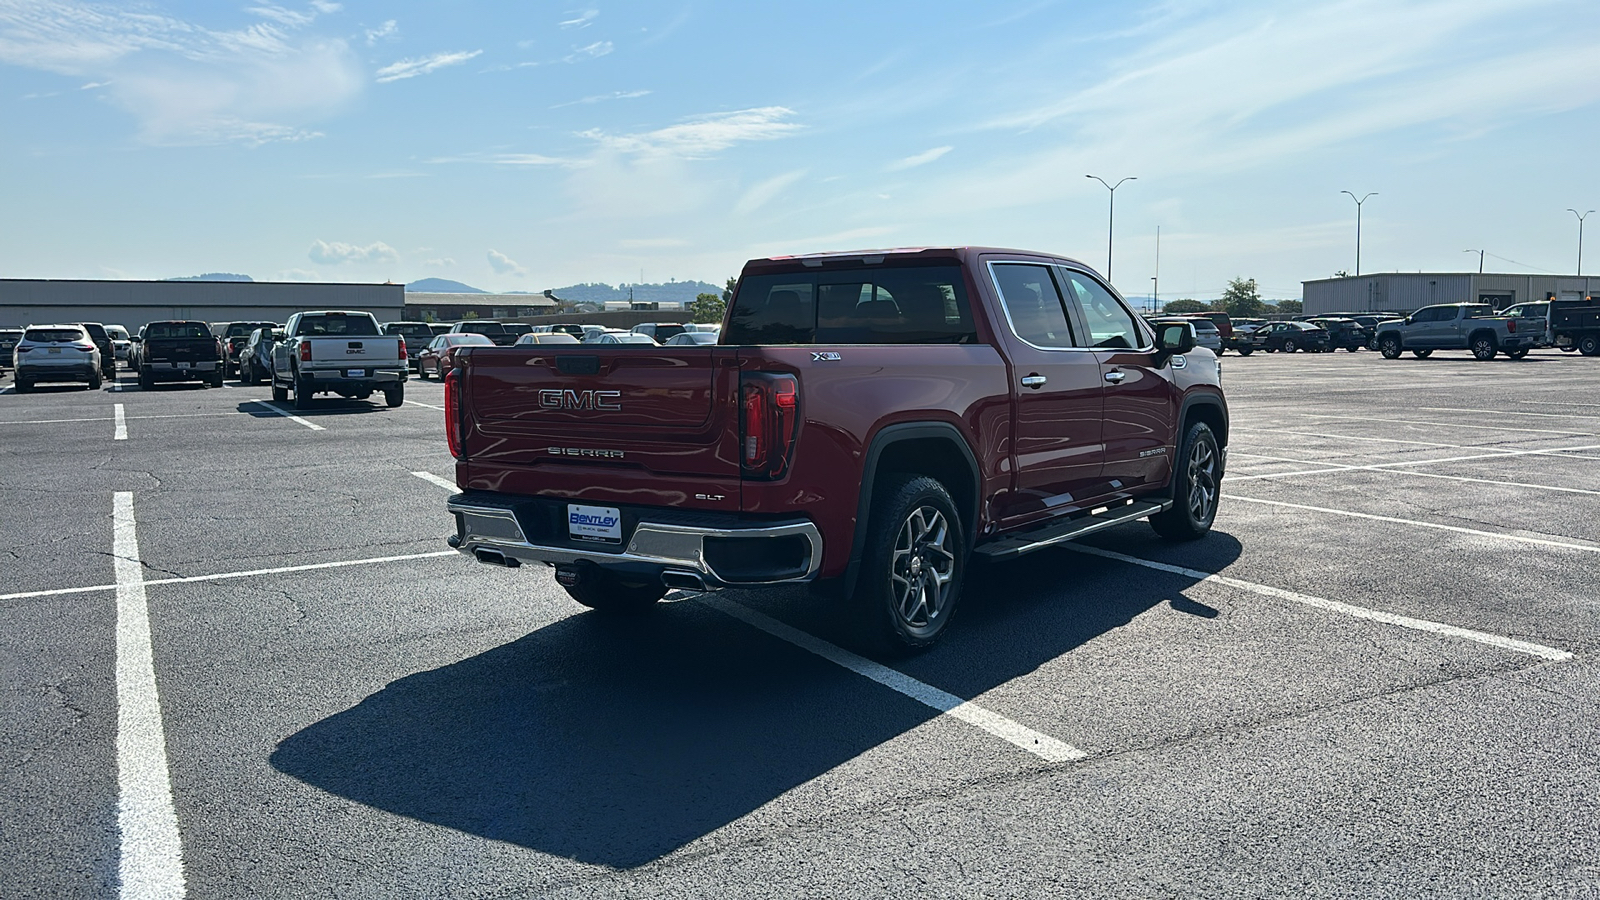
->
[1064,544,1572,661]
[702,596,1085,762]
[1223,494,1600,555]
[1417,406,1600,421]
[0,549,460,604]
[411,471,457,491]
[1296,413,1591,437]
[112,492,187,898]
[246,400,324,431]
[404,400,445,411]
[1259,430,1600,462]
[0,416,113,425]
[114,403,128,441]
[1227,451,1600,496]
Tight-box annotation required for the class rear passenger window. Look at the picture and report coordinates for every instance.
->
[1058,270,1145,349]
[991,264,1075,348]
[723,266,975,345]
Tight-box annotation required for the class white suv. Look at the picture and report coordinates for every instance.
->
[14,324,102,392]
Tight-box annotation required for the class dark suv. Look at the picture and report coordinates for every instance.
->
[78,322,117,377]
[1307,317,1371,351]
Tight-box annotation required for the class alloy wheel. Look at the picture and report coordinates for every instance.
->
[1187,438,1218,523]
[890,506,955,633]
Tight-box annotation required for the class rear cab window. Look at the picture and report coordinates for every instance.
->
[25,327,87,342]
[297,314,379,336]
[144,323,212,340]
[725,264,976,345]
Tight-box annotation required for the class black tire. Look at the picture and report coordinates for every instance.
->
[1504,348,1529,360]
[14,378,30,393]
[1471,335,1498,361]
[88,371,102,390]
[1345,345,1360,352]
[210,369,225,388]
[563,570,666,613]
[138,370,154,390]
[384,385,403,408]
[271,379,288,402]
[1282,339,1298,353]
[293,372,315,410]
[1579,335,1600,357]
[1379,336,1402,359]
[850,474,966,655]
[1412,349,1433,359]
[418,365,430,381]
[1236,347,1254,356]
[1150,421,1222,541]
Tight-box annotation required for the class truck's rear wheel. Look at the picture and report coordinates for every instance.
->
[384,384,403,407]
[852,474,965,655]
[1471,336,1498,360]
[1150,421,1221,541]
[293,373,315,409]
[563,570,666,613]
[1580,335,1600,356]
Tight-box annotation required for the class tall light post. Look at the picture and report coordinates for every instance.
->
[1463,249,1484,274]
[1087,174,1136,282]
[1151,224,1160,312]
[1341,191,1377,276]
[1569,209,1594,276]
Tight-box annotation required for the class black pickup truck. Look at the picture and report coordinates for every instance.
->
[131,321,224,389]
[1551,296,1600,356]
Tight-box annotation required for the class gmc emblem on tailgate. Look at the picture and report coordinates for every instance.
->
[538,389,622,411]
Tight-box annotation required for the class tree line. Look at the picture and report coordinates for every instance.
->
[1161,278,1301,317]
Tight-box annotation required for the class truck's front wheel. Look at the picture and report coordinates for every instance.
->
[563,570,666,613]
[1150,421,1221,541]
[852,475,965,655]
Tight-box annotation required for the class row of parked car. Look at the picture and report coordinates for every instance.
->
[1147,297,1600,361]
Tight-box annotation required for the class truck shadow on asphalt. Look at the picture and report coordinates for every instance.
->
[235,400,393,418]
[271,527,1243,869]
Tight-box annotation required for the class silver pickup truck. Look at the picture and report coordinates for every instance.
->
[1374,303,1538,361]
[270,310,407,409]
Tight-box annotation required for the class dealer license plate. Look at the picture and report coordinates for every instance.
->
[176,361,189,368]
[346,368,364,377]
[568,504,622,543]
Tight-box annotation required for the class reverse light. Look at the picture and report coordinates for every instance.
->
[740,372,800,479]
[445,367,464,459]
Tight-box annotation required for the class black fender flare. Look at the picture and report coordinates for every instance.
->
[842,421,981,599]
[1376,330,1404,347]
[1164,393,1229,497]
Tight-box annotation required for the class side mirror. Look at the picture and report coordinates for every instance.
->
[1156,322,1196,355]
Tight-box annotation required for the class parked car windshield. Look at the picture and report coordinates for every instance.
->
[458,322,508,335]
[25,327,86,342]
[385,323,435,341]
[222,322,275,337]
[446,334,495,346]
[726,264,976,345]
[144,323,212,340]
[296,314,379,336]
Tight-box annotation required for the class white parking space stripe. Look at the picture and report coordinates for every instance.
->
[1064,544,1574,662]
[0,416,113,425]
[404,400,445,411]
[702,596,1086,762]
[1295,413,1592,437]
[112,492,187,898]
[1227,451,1600,496]
[1223,494,1600,555]
[411,471,457,491]
[1417,406,1600,421]
[114,403,128,441]
[0,550,458,604]
[246,400,325,431]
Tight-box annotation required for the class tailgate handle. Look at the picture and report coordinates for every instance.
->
[557,355,600,375]
[348,341,363,349]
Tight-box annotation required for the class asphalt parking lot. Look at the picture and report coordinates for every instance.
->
[3,349,1598,899]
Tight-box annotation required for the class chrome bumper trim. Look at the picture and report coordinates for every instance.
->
[447,499,823,586]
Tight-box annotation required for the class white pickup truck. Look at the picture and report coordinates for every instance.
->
[270,310,408,409]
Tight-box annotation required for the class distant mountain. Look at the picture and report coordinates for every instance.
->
[407,278,486,293]
[167,273,253,282]
[547,280,722,305]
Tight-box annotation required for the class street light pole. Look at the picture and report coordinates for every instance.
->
[1341,191,1377,276]
[1570,209,1594,276]
[1152,225,1160,312]
[1087,174,1136,283]
[1463,249,1484,274]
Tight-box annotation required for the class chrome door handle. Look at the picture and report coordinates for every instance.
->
[1104,370,1127,384]
[1020,374,1047,389]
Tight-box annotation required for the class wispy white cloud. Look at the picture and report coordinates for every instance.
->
[375,49,481,82]
[308,239,398,264]
[560,10,598,29]
[422,257,456,267]
[564,40,611,61]
[886,146,951,171]
[363,19,397,46]
[552,89,649,108]
[487,249,527,276]
[734,169,807,215]
[583,106,801,158]
[427,151,576,168]
[0,0,360,145]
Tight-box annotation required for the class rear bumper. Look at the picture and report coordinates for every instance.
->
[446,491,823,588]
[302,367,406,384]
[16,361,96,381]
[143,360,218,380]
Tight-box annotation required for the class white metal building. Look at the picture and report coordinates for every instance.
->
[0,279,404,330]
[1303,273,1599,316]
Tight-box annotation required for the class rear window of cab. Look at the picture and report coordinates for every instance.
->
[724,264,976,345]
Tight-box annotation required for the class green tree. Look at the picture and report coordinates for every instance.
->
[1160,298,1209,314]
[1273,299,1303,315]
[1332,270,1350,278]
[690,292,727,324]
[1217,277,1265,318]
[722,276,737,303]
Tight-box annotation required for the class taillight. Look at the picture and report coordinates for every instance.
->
[1506,320,1516,333]
[299,341,312,362]
[444,367,463,459]
[397,336,406,356]
[740,373,799,479]
[16,346,30,353]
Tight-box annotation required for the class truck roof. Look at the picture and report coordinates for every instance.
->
[744,246,1093,274]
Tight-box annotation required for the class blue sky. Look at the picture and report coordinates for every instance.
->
[2,0,1598,300]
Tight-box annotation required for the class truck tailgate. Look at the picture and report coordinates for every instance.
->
[306,336,402,366]
[458,346,743,505]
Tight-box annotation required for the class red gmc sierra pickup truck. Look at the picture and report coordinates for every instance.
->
[443,247,1228,652]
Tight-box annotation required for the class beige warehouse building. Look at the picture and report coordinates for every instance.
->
[0,279,404,330]
[1303,273,1598,316]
